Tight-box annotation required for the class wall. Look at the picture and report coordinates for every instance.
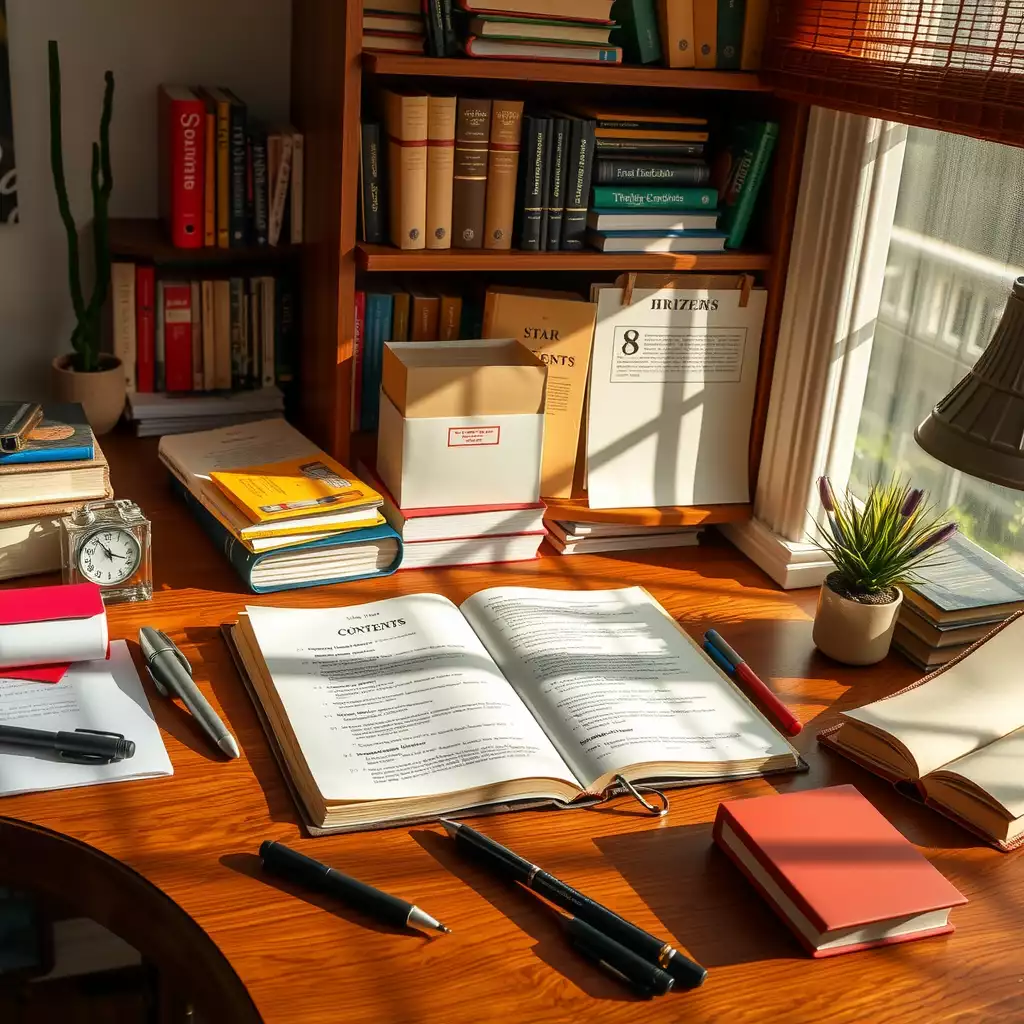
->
[0,0,292,398]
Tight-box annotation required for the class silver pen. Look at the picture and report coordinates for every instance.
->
[138,627,240,759]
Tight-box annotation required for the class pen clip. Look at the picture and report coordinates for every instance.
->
[145,629,192,697]
[58,729,124,765]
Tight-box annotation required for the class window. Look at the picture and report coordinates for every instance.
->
[849,128,1024,569]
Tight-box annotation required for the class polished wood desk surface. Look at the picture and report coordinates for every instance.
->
[1,433,1021,1024]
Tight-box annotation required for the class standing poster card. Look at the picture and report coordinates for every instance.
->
[586,275,766,509]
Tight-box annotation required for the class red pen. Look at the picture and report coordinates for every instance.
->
[703,629,803,737]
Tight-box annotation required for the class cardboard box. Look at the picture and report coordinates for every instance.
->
[377,340,546,508]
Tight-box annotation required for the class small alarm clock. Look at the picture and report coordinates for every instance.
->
[60,499,153,604]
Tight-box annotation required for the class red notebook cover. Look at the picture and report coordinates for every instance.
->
[163,282,193,392]
[135,265,155,392]
[714,785,966,958]
[158,85,205,249]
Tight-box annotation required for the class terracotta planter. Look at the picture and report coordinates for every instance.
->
[51,354,126,436]
[812,580,903,666]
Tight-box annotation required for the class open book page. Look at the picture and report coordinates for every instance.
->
[243,597,580,803]
[460,586,796,792]
[0,641,172,796]
[842,615,1024,779]
[926,728,1024,822]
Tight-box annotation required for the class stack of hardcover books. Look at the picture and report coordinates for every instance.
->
[363,0,426,53]
[158,419,403,593]
[0,404,112,581]
[892,533,1024,670]
[545,519,703,555]
[460,1,622,64]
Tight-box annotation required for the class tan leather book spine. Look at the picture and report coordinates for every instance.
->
[392,292,411,341]
[384,91,429,250]
[438,294,462,340]
[426,96,456,249]
[657,0,696,69]
[410,293,440,340]
[451,99,492,249]
[483,100,525,251]
[213,280,232,389]
[201,280,216,390]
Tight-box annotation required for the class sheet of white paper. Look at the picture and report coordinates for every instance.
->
[244,597,579,802]
[586,285,766,508]
[0,641,173,797]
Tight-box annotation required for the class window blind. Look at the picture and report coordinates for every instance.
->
[762,1,1024,145]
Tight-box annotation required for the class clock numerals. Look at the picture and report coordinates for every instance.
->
[77,528,141,587]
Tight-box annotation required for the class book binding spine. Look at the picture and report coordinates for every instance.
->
[360,123,386,244]
[135,266,155,393]
[451,99,491,249]
[161,90,206,249]
[483,100,524,251]
[561,119,595,250]
[163,282,193,392]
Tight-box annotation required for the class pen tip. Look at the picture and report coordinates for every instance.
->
[438,924,452,934]
[219,735,241,759]
[437,818,460,838]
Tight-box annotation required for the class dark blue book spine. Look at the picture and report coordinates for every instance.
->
[251,126,269,246]
[228,95,248,247]
[275,274,297,390]
[171,478,258,588]
[363,293,393,433]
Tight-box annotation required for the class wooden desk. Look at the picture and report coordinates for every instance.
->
[1,434,1020,1023]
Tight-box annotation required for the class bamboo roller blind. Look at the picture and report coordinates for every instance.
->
[762,1,1024,145]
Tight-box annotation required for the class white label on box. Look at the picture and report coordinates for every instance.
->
[609,326,747,384]
[448,426,501,447]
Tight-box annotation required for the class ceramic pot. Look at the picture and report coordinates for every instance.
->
[812,580,903,666]
[51,354,126,436]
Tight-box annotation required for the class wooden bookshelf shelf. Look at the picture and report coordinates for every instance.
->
[108,218,301,265]
[363,53,771,92]
[356,243,772,273]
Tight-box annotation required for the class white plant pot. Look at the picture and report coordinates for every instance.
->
[812,581,903,666]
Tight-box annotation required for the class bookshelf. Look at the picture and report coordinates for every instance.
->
[109,218,301,267]
[290,1,809,525]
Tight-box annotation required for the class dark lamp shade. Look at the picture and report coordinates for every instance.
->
[916,276,1024,491]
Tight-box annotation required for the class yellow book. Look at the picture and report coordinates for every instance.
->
[693,0,717,69]
[210,455,382,525]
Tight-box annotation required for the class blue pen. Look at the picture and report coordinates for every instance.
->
[703,640,735,675]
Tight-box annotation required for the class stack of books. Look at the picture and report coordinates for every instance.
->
[126,387,285,439]
[892,533,1024,670]
[364,0,426,53]
[111,262,296,414]
[158,86,303,251]
[363,466,547,571]
[157,419,403,593]
[545,519,703,555]
[461,1,622,64]
[656,0,771,71]
[0,404,112,582]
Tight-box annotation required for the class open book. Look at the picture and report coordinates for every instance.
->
[230,586,802,831]
[820,612,1024,850]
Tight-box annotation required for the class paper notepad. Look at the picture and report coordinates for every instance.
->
[0,641,173,797]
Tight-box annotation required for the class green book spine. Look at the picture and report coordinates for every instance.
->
[591,185,717,209]
[611,0,662,64]
[718,121,779,248]
[716,0,745,68]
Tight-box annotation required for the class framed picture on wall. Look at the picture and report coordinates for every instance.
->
[0,0,16,224]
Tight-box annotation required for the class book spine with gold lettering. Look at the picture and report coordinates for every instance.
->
[451,98,492,249]
[426,96,457,249]
[384,90,429,250]
[483,100,525,251]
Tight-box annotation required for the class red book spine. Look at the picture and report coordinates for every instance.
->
[163,282,193,391]
[135,266,155,393]
[159,87,205,248]
[352,290,365,430]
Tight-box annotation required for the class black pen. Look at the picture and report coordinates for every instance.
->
[564,914,675,997]
[259,841,451,935]
[0,724,135,763]
[440,820,707,989]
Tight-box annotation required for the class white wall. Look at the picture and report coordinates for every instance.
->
[0,0,292,397]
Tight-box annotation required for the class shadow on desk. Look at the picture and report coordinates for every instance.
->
[411,830,643,1002]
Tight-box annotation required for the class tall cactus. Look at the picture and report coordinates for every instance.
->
[48,40,114,373]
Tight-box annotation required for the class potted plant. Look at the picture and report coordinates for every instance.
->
[812,477,958,666]
[47,40,122,434]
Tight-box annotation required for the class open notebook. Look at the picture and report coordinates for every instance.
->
[229,586,803,832]
[820,611,1024,850]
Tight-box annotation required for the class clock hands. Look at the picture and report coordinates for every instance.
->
[98,542,126,562]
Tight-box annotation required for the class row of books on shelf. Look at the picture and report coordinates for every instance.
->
[364,0,769,71]
[111,264,297,397]
[158,85,303,250]
[361,93,776,254]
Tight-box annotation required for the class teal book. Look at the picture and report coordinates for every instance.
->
[590,185,717,209]
[716,0,745,69]
[0,404,92,464]
[362,292,394,434]
[714,120,779,248]
[611,0,662,64]
[171,478,403,594]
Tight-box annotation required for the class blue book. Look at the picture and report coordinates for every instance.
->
[171,478,403,594]
[0,403,94,464]
[362,292,394,434]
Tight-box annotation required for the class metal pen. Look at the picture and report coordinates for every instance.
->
[440,819,707,989]
[138,627,240,758]
[260,841,451,935]
[0,723,134,763]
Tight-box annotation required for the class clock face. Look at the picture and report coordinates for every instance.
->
[78,528,142,586]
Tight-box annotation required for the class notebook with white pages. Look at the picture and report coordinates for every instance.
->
[227,585,804,833]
